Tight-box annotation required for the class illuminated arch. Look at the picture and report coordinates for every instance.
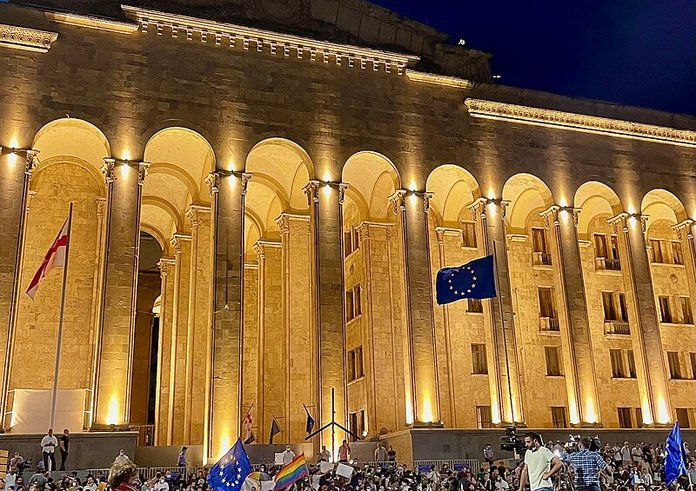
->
[342,151,401,221]
[574,181,624,238]
[503,173,555,233]
[426,164,481,228]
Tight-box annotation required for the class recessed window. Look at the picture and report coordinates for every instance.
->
[545,346,562,376]
[668,352,683,379]
[471,344,488,375]
[467,298,483,313]
[462,221,477,248]
[551,407,567,428]
[659,296,673,323]
[618,407,633,428]
[476,406,492,429]
[532,228,552,265]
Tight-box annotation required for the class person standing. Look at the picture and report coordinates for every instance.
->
[387,445,396,462]
[562,437,608,491]
[516,432,562,491]
[338,440,351,463]
[59,429,70,471]
[177,447,187,468]
[281,445,295,466]
[318,445,331,462]
[40,429,58,472]
[483,444,495,467]
[374,444,388,463]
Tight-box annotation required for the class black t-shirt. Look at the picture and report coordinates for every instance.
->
[60,435,70,452]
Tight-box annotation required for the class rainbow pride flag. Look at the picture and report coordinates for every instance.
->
[274,453,309,490]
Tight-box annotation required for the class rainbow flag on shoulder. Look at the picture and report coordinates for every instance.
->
[274,453,309,490]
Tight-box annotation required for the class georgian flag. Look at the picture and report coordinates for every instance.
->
[26,218,70,299]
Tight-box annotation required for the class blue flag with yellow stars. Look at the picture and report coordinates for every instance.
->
[665,422,688,485]
[436,255,497,304]
[208,439,252,491]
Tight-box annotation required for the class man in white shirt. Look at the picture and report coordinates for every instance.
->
[517,432,562,491]
[40,429,58,472]
[281,445,295,466]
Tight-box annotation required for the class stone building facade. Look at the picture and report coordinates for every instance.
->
[1,0,696,461]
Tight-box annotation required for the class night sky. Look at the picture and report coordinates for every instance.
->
[371,0,696,117]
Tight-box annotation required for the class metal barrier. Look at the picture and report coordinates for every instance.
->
[86,467,190,481]
[413,459,481,474]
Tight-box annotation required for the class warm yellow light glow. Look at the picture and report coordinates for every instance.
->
[408,181,417,192]
[405,399,414,425]
[106,394,120,425]
[656,397,670,425]
[491,402,502,425]
[583,398,598,424]
[321,183,332,198]
[422,396,434,423]
[218,433,231,459]
[641,399,654,425]
[119,162,130,178]
[6,152,18,167]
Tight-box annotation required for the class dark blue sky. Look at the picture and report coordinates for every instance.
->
[372,0,696,116]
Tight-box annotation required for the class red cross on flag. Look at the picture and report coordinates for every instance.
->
[26,217,70,299]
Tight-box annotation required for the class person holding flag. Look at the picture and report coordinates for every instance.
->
[665,422,689,487]
[274,453,309,490]
[207,439,252,491]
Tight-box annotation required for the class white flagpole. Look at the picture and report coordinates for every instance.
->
[492,240,516,424]
[49,202,74,431]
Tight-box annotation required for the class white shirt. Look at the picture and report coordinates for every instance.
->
[153,481,169,491]
[5,472,16,490]
[524,446,555,491]
[281,450,295,465]
[41,435,58,453]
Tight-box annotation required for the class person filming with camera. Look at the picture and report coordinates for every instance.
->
[517,432,563,491]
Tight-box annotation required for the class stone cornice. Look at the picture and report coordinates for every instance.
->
[45,12,138,34]
[0,23,58,53]
[121,5,419,74]
[406,70,475,89]
[465,99,696,148]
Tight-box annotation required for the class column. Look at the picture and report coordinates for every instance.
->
[167,233,191,444]
[470,198,524,425]
[542,206,601,426]
[673,220,696,330]
[277,213,314,442]
[388,190,440,425]
[609,213,672,425]
[92,158,148,428]
[155,257,175,446]
[206,171,250,461]
[303,180,347,454]
[184,205,211,444]
[0,148,38,430]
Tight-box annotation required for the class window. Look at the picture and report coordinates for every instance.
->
[545,346,562,376]
[617,407,633,428]
[594,234,608,259]
[594,234,621,270]
[471,344,488,375]
[344,228,360,257]
[602,292,628,322]
[551,407,568,428]
[610,349,627,378]
[349,409,365,441]
[668,352,683,379]
[476,406,492,429]
[690,353,696,379]
[462,221,477,248]
[680,297,693,324]
[659,296,673,323]
[532,228,552,265]
[617,293,629,322]
[650,239,665,263]
[538,288,558,330]
[347,347,364,382]
[627,350,637,378]
[467,298,483,313]
[676,408,691,429]
[602,292,616,320]
[345,285,362,321]
[635,408,643,428]
[672,241,685,265]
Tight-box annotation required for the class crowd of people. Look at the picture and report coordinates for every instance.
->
[2,431,695,491]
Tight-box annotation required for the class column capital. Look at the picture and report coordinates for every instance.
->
[206,170,252,196]
[608,212,648,234]
[252,240,281,258]
[158,257,176,278]
[388,189,407,215]
[25,149,40,178]
[185,205,211,228]
[102,158,115,183]
[540,205,581,228]
[469,197,511,221]
[170,233,191,255]
[275,213,309,235]
[137,161,150,185]
[302,180,349,205]
[434,226,461,245]
[101,158,149,184]
[672,219,695,240]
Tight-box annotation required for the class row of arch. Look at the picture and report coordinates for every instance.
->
[30,119,692,257]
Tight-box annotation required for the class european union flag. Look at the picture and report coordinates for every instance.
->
[665,422,689,485]
[208,439,252,491]
[436,255,496,305]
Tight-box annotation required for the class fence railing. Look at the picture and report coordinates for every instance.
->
[414,459,481,474]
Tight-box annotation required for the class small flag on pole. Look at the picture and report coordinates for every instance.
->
[26,217,70,299]
[243,409,255,444]
[207,439,252,491]
[435,255,496,305]
[304,405,315,435]
[665,422,689,485]
[274,453,309,490]
[269,416,281,444]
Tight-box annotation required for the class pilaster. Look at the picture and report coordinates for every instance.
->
[609,212,672,426]
[155,257,175,445]
[541,205,601,426]
[92,158,149,428]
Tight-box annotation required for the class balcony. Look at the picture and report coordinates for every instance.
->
[539,316,560,332]
[595,257,621,271]
[604,320,630,335]
[532,251,552,266]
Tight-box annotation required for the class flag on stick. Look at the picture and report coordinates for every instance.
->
[207,439,252,491]
[665,422,689,485]
[435,255,496,305]
[274,453,309,490]
[269,416,281,444]
[304,404,315,435]
[243,407,255,444]
[26,217,70,299]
